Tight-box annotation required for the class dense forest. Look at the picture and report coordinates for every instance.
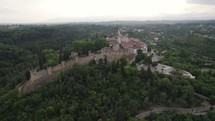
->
[0,58,203,120]
[0,24,215,120]
[0,24,117,97]
[156,35,215,103]
[0,25,116,53]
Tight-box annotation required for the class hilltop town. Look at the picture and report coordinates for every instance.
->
[19,28,197,95]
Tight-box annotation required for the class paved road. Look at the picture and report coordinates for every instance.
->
[136,105,214,118]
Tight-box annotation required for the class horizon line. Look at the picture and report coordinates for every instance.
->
[1,19,215,25]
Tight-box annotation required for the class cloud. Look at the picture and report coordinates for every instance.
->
[0,8,17,14]
[0,0,214,23]
[187,0,215,5]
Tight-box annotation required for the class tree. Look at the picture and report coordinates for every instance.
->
[59,50,63,62]
[118,57,127,68]
[137,49,143,55]
[146,66,153,80]
[25,70,31,80]
[89,59,96,66]
[104,55,108,65]
[159,92,167,104]
[145,56,152,65]
[38,53,46,69]
[147,47,151,52]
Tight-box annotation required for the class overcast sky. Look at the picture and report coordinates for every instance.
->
[0,0,215,23]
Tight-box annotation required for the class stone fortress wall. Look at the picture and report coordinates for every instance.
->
[28,47,134,83]
[19,43,135,95]
[29,69,48,82]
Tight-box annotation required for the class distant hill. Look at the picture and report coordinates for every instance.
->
[1,19,215,26]
[88,20,215,25]
[164,35,215,59]
[57,20,215,26]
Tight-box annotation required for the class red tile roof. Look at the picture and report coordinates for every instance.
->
[122,38,145,49]
[108,36,146,49]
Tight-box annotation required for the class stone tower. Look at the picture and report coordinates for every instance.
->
[29,69,37,81]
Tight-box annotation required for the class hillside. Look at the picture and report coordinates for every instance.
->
[0,24,215,121]
[0,60,202,121]
[0,43,34,95]
[164,35,215,59]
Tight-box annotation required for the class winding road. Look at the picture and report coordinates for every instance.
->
[136,105,214,119]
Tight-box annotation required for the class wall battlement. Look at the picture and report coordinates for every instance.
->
[29,48,134,82]
[20,47,135,95]
[30,69,48,81]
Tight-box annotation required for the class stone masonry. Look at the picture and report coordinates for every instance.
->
[19,47,135,95]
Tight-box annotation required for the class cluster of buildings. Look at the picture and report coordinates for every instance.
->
[107,30,147,54]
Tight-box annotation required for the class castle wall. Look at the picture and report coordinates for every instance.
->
[61,61,65,69]
[29,48,134,83]
[52,64,63,73]
[30,69,48,81]
[47,67,52,75]
[65,59,75,68]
